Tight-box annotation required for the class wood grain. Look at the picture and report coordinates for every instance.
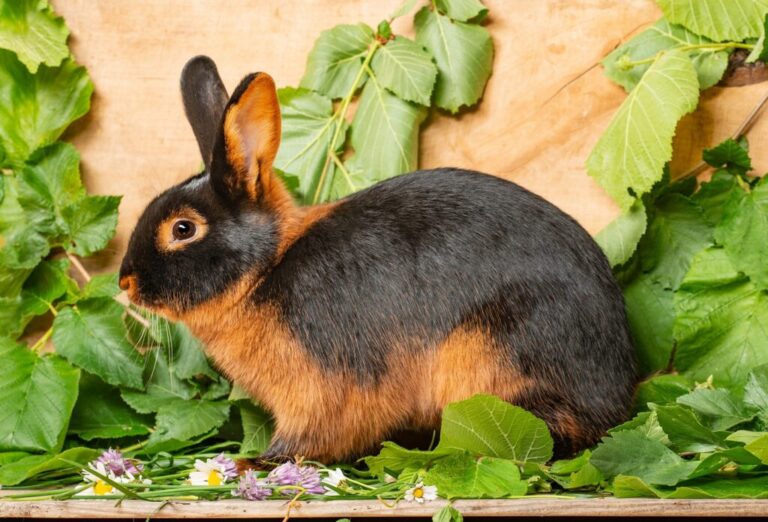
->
[2,497,768,518]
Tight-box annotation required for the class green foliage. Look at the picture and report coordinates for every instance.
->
[0,338,79,453]
[656,0,768,42]
[595,201,646,267]
[424,452,527,498]
[276,0,493,204]
[603,19,728,93]
[439,394,553,463]
[0,0,69,73]
[0,50,91,167]
[588,50,699,212]
[414,6,492,113]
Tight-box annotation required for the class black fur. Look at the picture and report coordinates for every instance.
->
[255,169,637,443]
[122,60,637,456]
[120,173,277,311]
[180,56,229,171]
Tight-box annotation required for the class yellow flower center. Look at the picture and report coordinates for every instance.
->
[93,480,113,495]
[208,470,222,486]
[413,487,424,498]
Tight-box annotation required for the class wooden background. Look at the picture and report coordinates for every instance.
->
[52,0,768,274]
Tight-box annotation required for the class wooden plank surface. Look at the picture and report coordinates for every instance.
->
[50,0,768,275]
[2,498,768,518]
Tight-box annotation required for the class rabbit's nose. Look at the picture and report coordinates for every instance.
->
[119,274,137,293]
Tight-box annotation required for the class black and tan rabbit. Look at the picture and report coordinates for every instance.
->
[120,56,636,462]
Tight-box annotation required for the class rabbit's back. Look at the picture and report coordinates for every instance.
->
[255,168,635,449]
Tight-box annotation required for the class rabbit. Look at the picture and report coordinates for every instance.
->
[119,55,637,463]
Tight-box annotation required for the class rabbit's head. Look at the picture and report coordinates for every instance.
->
[119,56,291,317]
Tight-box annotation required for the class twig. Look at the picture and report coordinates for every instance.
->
[66,251,151,329]
[676,87,768,181]
[66,251,92,282]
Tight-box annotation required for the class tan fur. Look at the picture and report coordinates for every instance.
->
[177,287,532,461]
[222,73,281,200]
[144,72,537,461]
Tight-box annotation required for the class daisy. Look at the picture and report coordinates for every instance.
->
[323,468,347,495]
[404,481,438,503]
[189,453,238,486]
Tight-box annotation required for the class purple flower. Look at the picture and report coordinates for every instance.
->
[267,462,325,495]
[95,449,142,478]
[212,453,239,480]
[268,462,303,487]
[233,470,271,501]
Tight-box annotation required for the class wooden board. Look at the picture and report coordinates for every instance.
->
[50,0,768,275]
[2,497,768,519]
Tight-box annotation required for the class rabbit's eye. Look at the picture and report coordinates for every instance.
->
[172,220,197,241]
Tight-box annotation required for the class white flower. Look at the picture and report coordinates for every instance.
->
[323,468,347,495]
[76,462,131,497]
[404,481,438,503]
[188,457,234,486]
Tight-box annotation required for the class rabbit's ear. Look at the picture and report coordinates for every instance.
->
[210,72,281,201]
[180,56,229,172]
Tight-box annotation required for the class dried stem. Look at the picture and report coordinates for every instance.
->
[66,252,151,329]
[676,87,768,181]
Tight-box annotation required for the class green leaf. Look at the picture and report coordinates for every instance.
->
[299,23,374,99]
[414,7,493,113]
[549,450,604,489]
[0,338,79,453]
[655,404,723,452]
[639,194,712,289]
[667,476,768,499]
[676,388,756,430]
[590,430,697,486]
[120,344,198,414]
[587,50,699,211]
[0,447,98,486]
[693,170,739,226]
[151,318,217,381]
[77,272,120,301]
[634,374,692,412]
[1,258,76,338]
[595,201,647,267]
[656,0,768,42]
[703,138,752,174]
[68,374,151,440]
[744,434,768,463]
[612,475,664,498]
[745,365,768,417]
[364,441,452,478]
[61,195,121,256]
[52,298,145,390]
[147,399,230,448]
[673,247,768,387]
[435,0,488,22]
[239,402,274,456]
[274,87,345,202]
[438,394,553,463]
[0,0,69,73]
[715,177,768,290]
[623,275,675,373]
[371,36,437,106]
[748,14,768,62]
[610,410,669,445]
[349,76,426,182]
[0,51,92,166]
[603,19,728,92]
[432,505,464,522]
[424,452,527,499]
